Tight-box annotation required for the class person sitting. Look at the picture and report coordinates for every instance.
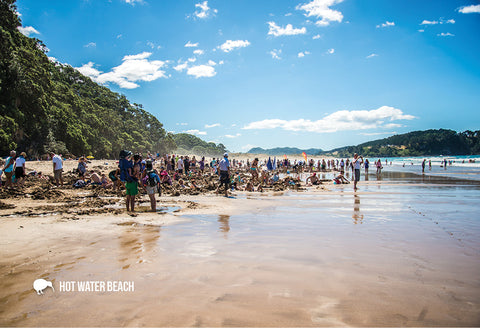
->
[306,173,320,186]
[333,173,350,184]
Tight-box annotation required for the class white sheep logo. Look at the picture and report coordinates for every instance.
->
[33,279,54,295]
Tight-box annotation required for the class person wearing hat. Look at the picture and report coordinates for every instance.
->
[217,153,230,197]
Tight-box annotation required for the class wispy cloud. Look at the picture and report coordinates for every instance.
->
[193,49,204,55]
[84,42,96,48]
[185,41,199,48]
[225,133,241,138]
[360,131,397,136]
[75,52,167,89]
[18,26,40,37]
[219,40,250,52]
[312,34,321,39]
[242,106,415,133]
[124,0,144,5]
[267,21,306,36]
[193,1,217,19]
[326,48,335,54]
[420,18,455,25]
[458,4,480,14]
[376,21,395,28]
[205,123,221,128]
[366,53,378,59]
[437,32,454,37]
[185,129,207,135]
[296,0,344,26]
[270,49,282,60]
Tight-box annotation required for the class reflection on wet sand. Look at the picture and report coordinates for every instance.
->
[218,215,230,238]
[117,222,161,267]
[352,195,364,224]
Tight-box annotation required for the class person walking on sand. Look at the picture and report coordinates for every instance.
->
[352,153,363,191]
[14,152,27,187]
[50,152,64,186]
[217,153,230,197]
[3,150,16,188]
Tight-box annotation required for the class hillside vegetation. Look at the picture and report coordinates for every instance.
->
[325,129,480,157]
[1,1,229,158]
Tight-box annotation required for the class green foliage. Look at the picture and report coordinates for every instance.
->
[325,129,480,157]
[0,1,176,158]
[173,133,227,156]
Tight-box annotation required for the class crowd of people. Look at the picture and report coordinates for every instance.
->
[1,149,382,212]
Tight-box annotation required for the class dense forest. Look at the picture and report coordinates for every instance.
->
[324,129,480,157]
[0,0,228,159]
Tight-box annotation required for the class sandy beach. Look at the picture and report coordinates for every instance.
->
[0,159,479,327]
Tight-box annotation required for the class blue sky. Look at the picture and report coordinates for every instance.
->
[17,0,480,152]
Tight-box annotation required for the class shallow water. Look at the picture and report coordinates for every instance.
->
[0,175,479,326]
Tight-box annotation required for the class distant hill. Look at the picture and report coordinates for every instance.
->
[247,147,323,156]
[173,133,226,156]
[322,129,480,157]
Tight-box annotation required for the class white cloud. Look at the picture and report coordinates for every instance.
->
[285,13,293,17]
[421,20,439,25]
[366,53,378,58]
[124,0,144,5]
[298,51,311,58]
[296,0,344,26]
[117,34,123,39]
[312,34,321,39]
[270,49,282,60]
[437,32,454,37]
[418,29,425,33]
[225,133,241,138]
[193,49,204,55]
[185,41,198,47]
[84,42,96,48]
[187,65,216,78]
[18,26,40,37]
[421,18,455,25]
[185,129,207,135]
[194,1,218,19]
[205,123,221,128]
[327,48,335,54]
[219,40,251,52]
[188,57,197,63]
[173,62,189,72]
[267,21,306,37]
[458,5,480,14]
[207,60,217,66]
[177,123,188,126]
[75,52,167,89]
[242,106,415,133]
[376,21,395,28]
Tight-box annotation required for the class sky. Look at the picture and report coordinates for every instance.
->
[16,0,480,153]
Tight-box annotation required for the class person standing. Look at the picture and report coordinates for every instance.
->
[177,156,184,175]
[3,150,16,188]
[15,152,27,187]
[142,160,160,212]
[422,159,426,173]
[49,152,64,186]
[364,158,369,175]
[217,153,230,197]
[352,153,363,191]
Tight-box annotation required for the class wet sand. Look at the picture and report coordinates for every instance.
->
[1,167,479,326]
